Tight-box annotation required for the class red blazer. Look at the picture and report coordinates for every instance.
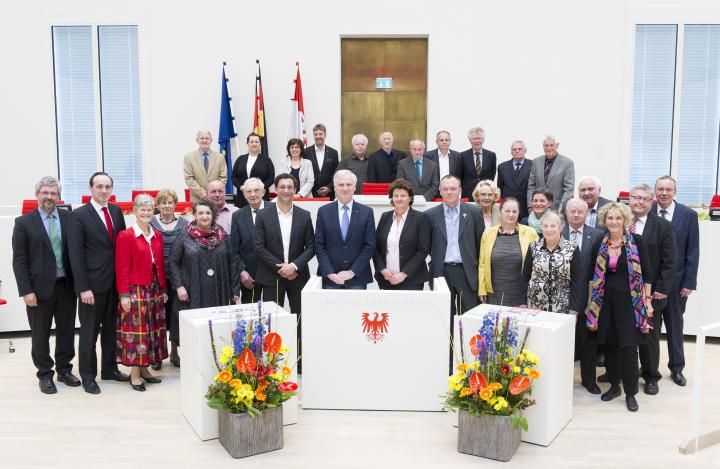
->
[115,227,167,295]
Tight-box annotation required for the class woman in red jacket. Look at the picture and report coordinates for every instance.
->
[115,194,168,391]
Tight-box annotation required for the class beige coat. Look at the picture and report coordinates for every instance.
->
[183,149,228,203]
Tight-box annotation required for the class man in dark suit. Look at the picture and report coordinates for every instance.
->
[67,172,128,394]
[496,140,533,216]
[366,131,407,183]
[396,139,439,201]
[230,178,266,304]
[303,123,339,199]
[424,130,463,197]
[314,169,376,289]
[427,175,484,316]
[563,198,604,394]
[460,127,497,199]
[575,175,611,228]
[630,184,678,395]
[653,176,700,386]
[12,176,79,394]
[527,135,574,210]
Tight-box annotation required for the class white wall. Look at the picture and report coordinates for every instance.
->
[2,0,719,208]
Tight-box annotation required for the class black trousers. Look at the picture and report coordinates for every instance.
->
[603,314,639,396]
[578,324,598,386]
[262,277,306,370]
[240,283,264,304]
[664,290,687,373]
[638,301,666,382]
[440,264,480,374]
[78,288,118,380]
[26,278,77,378]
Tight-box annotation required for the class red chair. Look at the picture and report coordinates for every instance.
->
[710,194,720,207]
[361,183,391,195]
[22,199,65,215]
[112,201,135,213]
[185,189,191,202]
[131,190,159,201]
[81,195,116,204]
[617,191,630,204]
[175,202,193,213]
[294,197,330,202]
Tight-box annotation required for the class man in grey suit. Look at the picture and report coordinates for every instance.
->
[563,197,603,394]
[396,139,439,201]
[424,131,463,194]
[527,135,574,210]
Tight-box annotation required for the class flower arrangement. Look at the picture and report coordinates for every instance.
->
[445,311,540,430]
[205,303,298,416]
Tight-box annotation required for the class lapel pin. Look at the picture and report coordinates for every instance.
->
[462,213,467,219]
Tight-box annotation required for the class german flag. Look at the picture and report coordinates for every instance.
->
[253,59,269,158]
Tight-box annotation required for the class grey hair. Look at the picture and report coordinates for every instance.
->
[565,197,588,212]
[631,183,653,194]
[196,130,212,139]
[333,169,357,185]
[351,134,368,145]
[133,194,155,210]
[409,139,426,150]
[35,176,61,193]
[467,127,485,138]
[510,140,526,149]
[543,134,559,144]
[241,177,265,192]
[578,175,601,188]
[540,210,565,229]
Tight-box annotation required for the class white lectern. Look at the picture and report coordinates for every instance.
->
[179,302,298,441]
[455,304,575,446]
[301,276,451,410]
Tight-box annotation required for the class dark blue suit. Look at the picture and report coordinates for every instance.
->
[652,202,699,373]
[314,200,376,288]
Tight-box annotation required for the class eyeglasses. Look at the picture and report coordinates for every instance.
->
[629,195,652,202]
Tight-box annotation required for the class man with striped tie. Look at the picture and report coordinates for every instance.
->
[12,177,78,394]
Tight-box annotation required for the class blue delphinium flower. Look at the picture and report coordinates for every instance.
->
[234,318,247,354]
[479,312,497,363]
[253,317,264,356]
[477,336,489,366]
[507,317,519,349]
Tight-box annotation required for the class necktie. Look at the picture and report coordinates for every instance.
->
[514,162,521,173]
[570,229,579,244]
[48,214,63,270]
[660,209,668,220]
[589,208,596,227]
[629,217,638,233]
[101,206,114,242]
[544,158,552,183]
[474,152,482,177]
[203,152,209,172]
[341,205,350,240]
[415,160,422,180]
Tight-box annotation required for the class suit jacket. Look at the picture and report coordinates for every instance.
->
[254,203,315,286]
[639,213,677,310]
[460,148,497,199]
[231,153,275,207]
[183,149,228,203]
[230,204,263,277]
[560,196,611,228]
[278,157,315,197]
[396,157,439,200]
[304,145,339,198]
[526,153,575,210]
[114,227,167,294]
[427,202,484,288]
[424,148,463,183]
[12,208,75,300]
[67,202,126,294]
[372,208,431,286]
[496,158,532,215]
[562,224,603,308]
[366,148,407,183]
[314,201,377,286]
[653,202,699,290]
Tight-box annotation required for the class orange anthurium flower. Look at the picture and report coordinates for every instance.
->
[469,371,488,393]
[262,333,282,354]
[469,334,482,356]
[509,376,531,395]
[236,348,257,374]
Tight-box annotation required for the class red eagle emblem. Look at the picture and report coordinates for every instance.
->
[361,312,389,343]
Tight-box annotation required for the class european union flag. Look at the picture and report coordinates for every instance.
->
[219,63,237,194]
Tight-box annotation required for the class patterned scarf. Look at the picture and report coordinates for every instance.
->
[187,221,226,250]
[527,211,542,234]
[585,231,650,333]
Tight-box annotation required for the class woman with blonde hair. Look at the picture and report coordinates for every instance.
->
[472,179,501,229]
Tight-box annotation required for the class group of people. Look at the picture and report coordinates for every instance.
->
[12,124,700,415]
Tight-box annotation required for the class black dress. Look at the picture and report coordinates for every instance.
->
[167,229,240,335]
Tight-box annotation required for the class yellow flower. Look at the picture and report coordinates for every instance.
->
[219,345,234,364]
[228,378,241,388]
[524,366,531,375]
[479,388,493,401]
[215,370,232,383]
[459,387,472,397]
[282,366,292,376]
[278,344,289,354]
[457,363,468,371]
[448,373,465,391]
[518,354,526,362]
[493,396,509,411]
[528,353,539,365]
[529,369,540,379]
[469,362,479,370]
[267,373,282,381]
[512,366,521,373]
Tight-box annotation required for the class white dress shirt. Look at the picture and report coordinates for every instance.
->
[251,200,265,225]
[437,150,451,180]
[633,214,648,235]
[658,201,675,221]
[276,204,294,264]
[385,210,408,273]
[90,198,113,231]
[314,145,326,170]
[246,154,259,176]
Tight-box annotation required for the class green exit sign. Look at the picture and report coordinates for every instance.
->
[375,77,393,90]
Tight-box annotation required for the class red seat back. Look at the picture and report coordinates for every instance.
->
[295,197,330,202]
[82,195,116,204]
[131,190,159,201]
[361,183,391,195]
[22,199,65,215]
[710,194,720,208]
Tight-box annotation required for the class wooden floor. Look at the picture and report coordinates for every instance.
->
[0,334,719,468]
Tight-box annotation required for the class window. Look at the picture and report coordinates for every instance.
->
[630,24,720,205]
[52,25,142,203]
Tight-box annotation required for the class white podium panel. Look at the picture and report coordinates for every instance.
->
[301,276,451,410]
[179,302,297,441]
[455,304,575,446]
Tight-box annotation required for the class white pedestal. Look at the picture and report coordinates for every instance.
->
[301,276,451,410]
[179,302,298,441]
[455,304,575,446]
